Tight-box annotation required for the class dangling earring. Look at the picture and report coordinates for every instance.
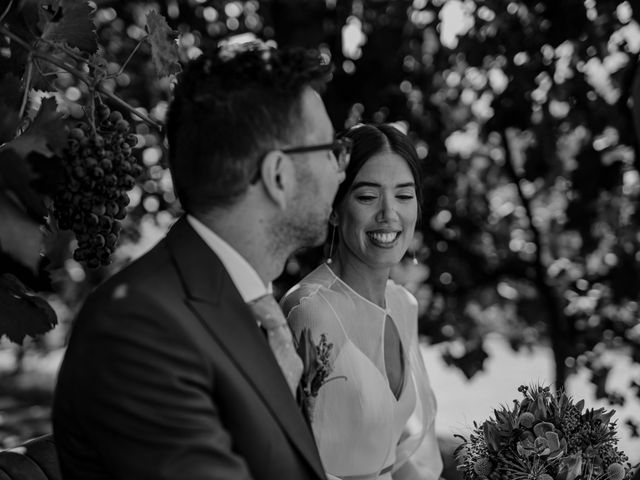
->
[412,249,418,265]
[326,225,336,265]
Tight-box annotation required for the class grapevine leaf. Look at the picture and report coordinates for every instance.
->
[15,0,42,30]
[0,192,45,275]
[39,0,98,54]
[0,274,57,346]
[7,97,67,159]
[0,147,48,221]
[0,249,52,293]
[0,98,65,221]
[145,11,181,78]
[0,75,22,143]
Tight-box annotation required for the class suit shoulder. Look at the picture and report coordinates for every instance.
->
[93,239,174,301]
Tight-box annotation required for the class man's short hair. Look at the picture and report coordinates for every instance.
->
[166,41,332,214]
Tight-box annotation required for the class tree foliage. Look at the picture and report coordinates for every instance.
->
[1,0,639,436]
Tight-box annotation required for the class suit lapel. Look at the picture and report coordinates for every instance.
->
[166,218,324,479]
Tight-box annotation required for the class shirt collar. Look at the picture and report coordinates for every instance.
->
[186,215,271,303]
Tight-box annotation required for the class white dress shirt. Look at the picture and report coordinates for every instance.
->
[186,215,271,303]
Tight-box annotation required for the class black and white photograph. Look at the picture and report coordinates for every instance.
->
[0,1,639,479]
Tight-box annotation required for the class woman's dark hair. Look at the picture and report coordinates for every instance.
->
[334,124,424,213]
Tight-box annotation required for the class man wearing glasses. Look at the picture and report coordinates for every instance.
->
[53,41,349,480]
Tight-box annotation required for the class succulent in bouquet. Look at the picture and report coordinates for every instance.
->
[455,384,634,480]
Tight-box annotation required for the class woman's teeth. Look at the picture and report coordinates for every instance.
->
[369,232,398,244]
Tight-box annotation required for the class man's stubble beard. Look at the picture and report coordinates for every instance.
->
[268,169,330,258]
[269,199,329,258]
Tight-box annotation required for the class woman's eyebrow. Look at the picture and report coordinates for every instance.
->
[351,181,381,189]
[351,181,416,189]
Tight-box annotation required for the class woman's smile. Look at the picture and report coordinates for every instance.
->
[367,230,401,247]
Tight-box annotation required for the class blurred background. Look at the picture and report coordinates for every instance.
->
[1,0,640,477]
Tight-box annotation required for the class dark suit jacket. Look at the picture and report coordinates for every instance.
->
[53,217,325,480]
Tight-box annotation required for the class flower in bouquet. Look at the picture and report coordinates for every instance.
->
[294,328,346,424]
[454,384,633,480]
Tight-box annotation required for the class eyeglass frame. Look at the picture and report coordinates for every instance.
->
[250,137,352,184]
[281,137,352,171]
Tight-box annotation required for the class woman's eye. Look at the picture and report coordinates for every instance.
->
[397,194,415,201]
[356,195,376,202]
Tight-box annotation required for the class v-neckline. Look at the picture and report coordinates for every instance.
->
[383,314,406,400]
[322,264,409,402]
[339,337,410,404]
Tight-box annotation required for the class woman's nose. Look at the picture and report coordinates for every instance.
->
[376,196,397,222]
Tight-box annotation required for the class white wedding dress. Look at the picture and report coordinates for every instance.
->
[281,264,443,480]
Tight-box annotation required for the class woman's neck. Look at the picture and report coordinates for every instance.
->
[330,254,390,309]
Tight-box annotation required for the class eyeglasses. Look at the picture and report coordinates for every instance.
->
[281,137,352,173]
[250,138,352,184]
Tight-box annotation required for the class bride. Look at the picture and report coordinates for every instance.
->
[281,124,443,480]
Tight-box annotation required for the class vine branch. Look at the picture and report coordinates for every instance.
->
[0,0,14,24]
[112,38,145,78]
[0,24,163,133]
[18,57,33,119]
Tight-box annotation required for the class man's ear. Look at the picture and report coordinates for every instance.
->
[259,150,294,209]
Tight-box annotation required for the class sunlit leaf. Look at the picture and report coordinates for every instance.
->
[145,11,181,78]
[0,274,57,345]
[6,97,67,159]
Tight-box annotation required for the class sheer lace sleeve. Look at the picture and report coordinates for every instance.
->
[281,283,348,364]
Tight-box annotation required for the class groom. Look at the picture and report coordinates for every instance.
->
[53,41,346,479]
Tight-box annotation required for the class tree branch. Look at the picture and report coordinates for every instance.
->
[500,128,569,388]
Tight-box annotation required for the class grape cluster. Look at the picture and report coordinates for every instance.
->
[54,104,143,268]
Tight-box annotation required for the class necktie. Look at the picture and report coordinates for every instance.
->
[248,294,303,396]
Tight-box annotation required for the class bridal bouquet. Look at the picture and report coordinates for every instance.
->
[455,384,633,480]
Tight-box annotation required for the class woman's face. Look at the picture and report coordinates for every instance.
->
[334,150,418,270]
